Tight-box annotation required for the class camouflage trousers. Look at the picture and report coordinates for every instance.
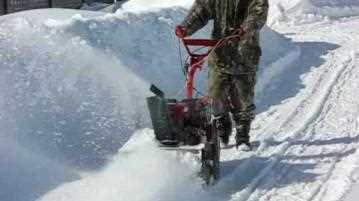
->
[208,66,256,124]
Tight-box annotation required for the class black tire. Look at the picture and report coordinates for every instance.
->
[200,124,220,185]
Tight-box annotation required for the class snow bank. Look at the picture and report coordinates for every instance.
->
[270,0,359,24]
[0,9,150,171]
[120,0,194,12]
[122,0,359,25]
[40,8,297,100]
[291,0,359,18]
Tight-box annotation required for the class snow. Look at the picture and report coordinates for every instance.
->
[0,138,79,201]
[1,1,359,201]
[290,0,359,18]
[38,130,208,201]
[269,0,359,25]
[345,168,359,201]
[0,8,151,196]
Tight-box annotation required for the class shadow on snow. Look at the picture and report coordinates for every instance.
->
[256,41,341,113]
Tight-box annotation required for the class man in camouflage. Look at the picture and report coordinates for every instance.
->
[175,0,268,148]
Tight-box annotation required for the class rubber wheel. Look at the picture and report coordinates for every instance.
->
[201,129,220,185]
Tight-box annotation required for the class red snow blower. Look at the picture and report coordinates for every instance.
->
[147,31,242,184]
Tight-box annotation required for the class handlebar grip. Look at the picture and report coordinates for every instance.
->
[182,39,219,47]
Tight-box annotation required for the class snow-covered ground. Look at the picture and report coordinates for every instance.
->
[1,0,359,201]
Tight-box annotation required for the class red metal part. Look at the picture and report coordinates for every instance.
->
[178,28,242,100]
[168,102,186,121]
[182,39,219,47]
[168,97,209,122]
[186,57,203,98]
[181,38,220,99]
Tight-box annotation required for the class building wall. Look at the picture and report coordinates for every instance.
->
[90,0,114,4]
[0,0,83,15]
[52,0,82,9]
[6,0,50,13]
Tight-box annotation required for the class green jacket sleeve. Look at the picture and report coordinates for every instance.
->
[241,0,269,35]
[180,0,213,36]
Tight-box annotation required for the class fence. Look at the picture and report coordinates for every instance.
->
[0,0,83,15]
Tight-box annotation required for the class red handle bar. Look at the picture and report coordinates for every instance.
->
[180,38,220,99]
[180,31,241,99]
[182,38,219,47]
[182,38,220,58]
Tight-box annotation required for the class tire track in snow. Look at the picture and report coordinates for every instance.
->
[310,52,359,201]
[221,42,356,201]
[303,55,357,201]
[250,21,359,201]
[250,42,341,147]
[252,51,357,201]
[240,20,359,200]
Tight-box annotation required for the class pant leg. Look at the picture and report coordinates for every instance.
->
[208,66,232,117]
[230,73,256,123]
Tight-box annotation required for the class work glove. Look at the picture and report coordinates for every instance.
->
[175,25,187,38]
[235,27,247,39]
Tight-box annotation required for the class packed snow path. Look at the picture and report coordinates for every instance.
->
[220,18,359,201]
[38,16,359,201]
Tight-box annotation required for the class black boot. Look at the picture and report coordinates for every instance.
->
[218,124,229,146]
[235,121,251,149]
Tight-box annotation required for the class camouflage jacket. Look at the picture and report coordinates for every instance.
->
[180,0,269,73]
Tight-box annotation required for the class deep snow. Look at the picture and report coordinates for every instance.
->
[1,0,359,201]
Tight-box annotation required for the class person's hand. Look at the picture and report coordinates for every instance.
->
[175,25,187,38]
[235,27,247,39]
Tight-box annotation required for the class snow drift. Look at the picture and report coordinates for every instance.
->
[0,11,150,170]
[0,5,298,201]
[270,0,359,24]
[291,0,359,18]
[120,0,194,12]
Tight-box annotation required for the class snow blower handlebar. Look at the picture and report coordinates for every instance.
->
[177,27,244,99]
[181,38,220,99]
